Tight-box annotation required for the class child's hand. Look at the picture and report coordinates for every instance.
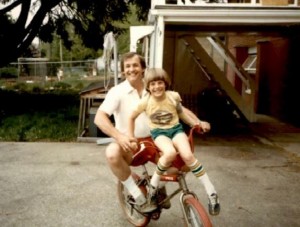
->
[197,121,211,133]
[130,141,138,152]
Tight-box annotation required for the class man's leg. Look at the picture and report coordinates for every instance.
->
[105,142,147,206]
[105,142,132,181]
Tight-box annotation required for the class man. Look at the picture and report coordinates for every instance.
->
[94,52,211,212]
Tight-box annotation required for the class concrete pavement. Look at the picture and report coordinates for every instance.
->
[0,120,300,227]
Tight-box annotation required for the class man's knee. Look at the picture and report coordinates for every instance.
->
[105,143,122,162]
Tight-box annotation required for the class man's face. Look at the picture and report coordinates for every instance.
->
[123,55,144,84]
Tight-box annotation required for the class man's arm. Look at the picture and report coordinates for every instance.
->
[94,109,120,139]
[94,109,137,152]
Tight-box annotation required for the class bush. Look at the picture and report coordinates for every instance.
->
[53,81,72,90]
[0,67,18,79]
[31,85,43,93]
[12,82,28,92]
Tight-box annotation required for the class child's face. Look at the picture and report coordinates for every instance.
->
[148,80,166,99]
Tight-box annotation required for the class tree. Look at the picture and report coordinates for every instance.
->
[0,0,150,67]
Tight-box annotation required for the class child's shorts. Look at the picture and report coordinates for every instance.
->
[150,123,184,140]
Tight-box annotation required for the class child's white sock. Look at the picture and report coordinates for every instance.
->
[199,173,216,196]
[188,160,216,196]
[150,172,161,188]
[150,161,170,189]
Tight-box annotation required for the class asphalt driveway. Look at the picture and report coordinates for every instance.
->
[0,121,300,227]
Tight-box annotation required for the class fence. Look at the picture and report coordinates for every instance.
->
[12,58,99,82]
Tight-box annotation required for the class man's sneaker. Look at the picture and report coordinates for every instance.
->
[137,201,157,213]
[158,186,171,209]
[134,194,147,206]
[137,186,158,213]
[208,193,220,215]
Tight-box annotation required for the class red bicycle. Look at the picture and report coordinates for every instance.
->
[117,125,212,227]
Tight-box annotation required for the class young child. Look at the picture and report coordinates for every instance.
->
[128,68,220,215]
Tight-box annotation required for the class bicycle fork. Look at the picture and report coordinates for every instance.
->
[177,173,199,225]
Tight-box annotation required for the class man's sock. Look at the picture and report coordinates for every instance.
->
[122,175,146,205]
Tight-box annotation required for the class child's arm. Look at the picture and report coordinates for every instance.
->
[182,106,211,132]
[127,109,143,153]
[128,96,148,137]
[172,91,210,132]
[169,91,198,127]
[178,105,198,127]
[128,110,140,138]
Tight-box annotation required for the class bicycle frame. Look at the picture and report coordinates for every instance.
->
[118,125,212,227]
[137,162,200,222]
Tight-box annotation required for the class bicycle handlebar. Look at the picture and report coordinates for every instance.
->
[188,124,203,152]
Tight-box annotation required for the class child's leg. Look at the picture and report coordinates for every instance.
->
[187,160,216,196]
[173,133,216,196]
[151,135,177,189]
[173,132,220,215]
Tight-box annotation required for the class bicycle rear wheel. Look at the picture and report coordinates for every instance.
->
[117,173,150,227]
[182,196,212,227]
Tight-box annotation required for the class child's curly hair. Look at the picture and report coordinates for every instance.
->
[144,68,171,92]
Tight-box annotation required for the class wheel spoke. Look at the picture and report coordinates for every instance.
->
[183,196,212,227]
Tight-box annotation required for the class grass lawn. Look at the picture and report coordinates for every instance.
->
[0,106,79,142]
[0,73,112,141]
[0,85,81,142]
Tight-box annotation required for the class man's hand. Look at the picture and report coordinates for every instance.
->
[116,134,138,153]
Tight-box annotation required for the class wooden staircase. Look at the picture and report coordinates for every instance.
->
[181,35,256,122]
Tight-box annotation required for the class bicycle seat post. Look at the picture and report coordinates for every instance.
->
[141,164,148,175]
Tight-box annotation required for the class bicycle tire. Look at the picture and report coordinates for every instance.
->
[117,173,150,227]
[182,196,212,227]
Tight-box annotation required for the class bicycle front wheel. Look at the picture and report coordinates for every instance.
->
[182,196,212,227]
[117,173,150,227]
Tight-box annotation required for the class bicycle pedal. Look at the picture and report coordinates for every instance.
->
[151,211,161,220]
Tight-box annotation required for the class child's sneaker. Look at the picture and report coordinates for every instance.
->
[208,193,220,215]
[158,186,171,209]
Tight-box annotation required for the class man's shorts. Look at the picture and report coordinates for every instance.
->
[150,123,184,140]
